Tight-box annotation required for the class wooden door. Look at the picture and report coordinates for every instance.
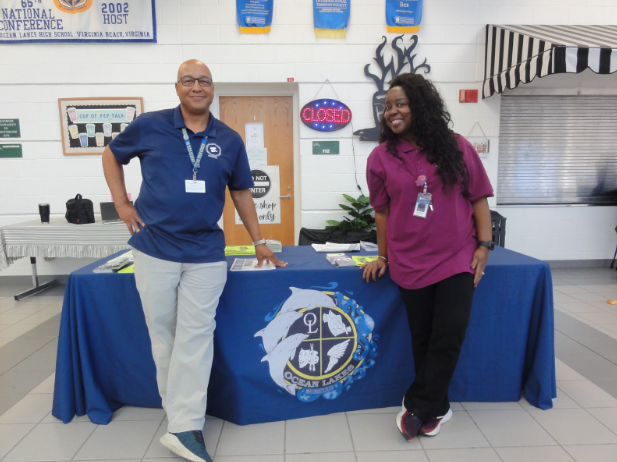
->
[220,96,294,245]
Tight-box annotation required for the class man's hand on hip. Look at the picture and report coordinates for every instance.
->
[117,202,146,235]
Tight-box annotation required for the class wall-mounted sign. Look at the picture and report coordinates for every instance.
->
[236,166,281,225]
[0,144,22,158]
[312,141,340,155]
[0,0,156,43]
[386,0,423,33]
[58,97,144,156]
[237,0,273,34]
[313,0,350,38]
[301,99,351,132]
[0,119,20,138]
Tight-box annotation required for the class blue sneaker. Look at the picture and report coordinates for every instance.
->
[160,430,212,462]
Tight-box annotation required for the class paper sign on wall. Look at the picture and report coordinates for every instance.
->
[236,166,281,225]
[247,147,268,167]
[245,122,264,148]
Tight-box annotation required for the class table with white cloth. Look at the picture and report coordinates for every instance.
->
[0,217,130,298]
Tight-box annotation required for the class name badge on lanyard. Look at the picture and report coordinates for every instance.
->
[413,175,433,219]
[182,128,207,194]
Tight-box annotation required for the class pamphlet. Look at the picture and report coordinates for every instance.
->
[117,264,135,274]
[230,258,276,271]
[225,245,256,256]
[351,255,379,267]
[311,242,360,253]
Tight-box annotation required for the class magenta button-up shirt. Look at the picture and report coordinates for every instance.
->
[367,135,494,290]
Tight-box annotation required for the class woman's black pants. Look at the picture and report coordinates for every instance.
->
[399,272,475,421]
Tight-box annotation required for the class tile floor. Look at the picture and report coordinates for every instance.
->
[1,267,617,462]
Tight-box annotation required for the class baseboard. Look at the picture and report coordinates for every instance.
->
[0,275,68,285]
[545,259,612,269]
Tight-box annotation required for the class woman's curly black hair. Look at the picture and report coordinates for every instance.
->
[379,73,469,195]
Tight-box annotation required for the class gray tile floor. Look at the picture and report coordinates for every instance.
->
[1,268,617,462]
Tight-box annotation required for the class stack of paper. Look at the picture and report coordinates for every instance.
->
[326,253,356,267]
[230,258,276,271]
[360,240,378,251]
[311,242,360,253]
[93,251,133,273]
[265,239,282,253]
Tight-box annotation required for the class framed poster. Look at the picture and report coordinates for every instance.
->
[58,97,144,156]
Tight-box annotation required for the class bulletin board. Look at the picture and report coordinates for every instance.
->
[58,97,144,156]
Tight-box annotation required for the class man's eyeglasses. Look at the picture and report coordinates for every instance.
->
[178,76,213,88]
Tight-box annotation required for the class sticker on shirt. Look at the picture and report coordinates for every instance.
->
[206,143,222,159]
[185,180,206,194]
[413,192,431,219]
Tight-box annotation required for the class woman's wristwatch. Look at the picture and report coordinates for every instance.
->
[477,240,495,251]
[253,239,267,246]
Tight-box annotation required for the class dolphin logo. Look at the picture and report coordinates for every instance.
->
[279,287,335,314]
[261,333,309,395]
[254,310,303,353]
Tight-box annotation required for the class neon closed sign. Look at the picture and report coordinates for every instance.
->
[301,99,352,132]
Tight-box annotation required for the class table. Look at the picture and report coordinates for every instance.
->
[0,217,130,299]
[52,246,556,426]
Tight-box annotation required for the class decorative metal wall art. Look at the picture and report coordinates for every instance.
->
[354,35,431,142]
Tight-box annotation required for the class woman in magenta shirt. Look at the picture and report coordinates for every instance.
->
[362,73,494,441]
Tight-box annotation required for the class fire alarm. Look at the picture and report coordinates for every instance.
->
[459,89,478,103]
[287,78,295,82]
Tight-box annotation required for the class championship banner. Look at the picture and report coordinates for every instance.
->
[0,0,156,43]
[313,0,349,39]
[386,0,422,33]
[237,0,273,34]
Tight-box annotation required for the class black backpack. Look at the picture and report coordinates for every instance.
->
[65,194,95,224]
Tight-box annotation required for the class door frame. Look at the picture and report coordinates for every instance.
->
[210,83,300,245]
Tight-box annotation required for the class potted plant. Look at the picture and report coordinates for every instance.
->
[299,194,377,245]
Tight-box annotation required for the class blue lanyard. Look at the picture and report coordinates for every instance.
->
[181,128,207,181]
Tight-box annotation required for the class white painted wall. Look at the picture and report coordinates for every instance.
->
[2,0,617,276]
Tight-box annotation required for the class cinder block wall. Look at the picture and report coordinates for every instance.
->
[1,0,617,276]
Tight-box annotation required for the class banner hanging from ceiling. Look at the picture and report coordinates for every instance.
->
[237,0,273,34]
[313,0,349,39]
[0,0,156,43]
[386,0,423,33]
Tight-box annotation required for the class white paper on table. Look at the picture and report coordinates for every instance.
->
[247,147,268,167]
[311,243,360,252]
[245,122,264,148]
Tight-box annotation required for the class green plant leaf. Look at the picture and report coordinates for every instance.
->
[339,204,354,212]
[326,220,340,226]
[342,194,356,203]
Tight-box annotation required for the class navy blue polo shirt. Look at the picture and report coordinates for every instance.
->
[109,106,253,263]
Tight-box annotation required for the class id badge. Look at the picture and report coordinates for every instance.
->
[185,180,206,194]
[413,193,431,219]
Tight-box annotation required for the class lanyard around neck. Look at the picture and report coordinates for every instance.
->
[182,128,207,181]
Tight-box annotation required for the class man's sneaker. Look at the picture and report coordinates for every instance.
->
[159,430,212,462]
[419,408,453,436]
[395,399,423,441]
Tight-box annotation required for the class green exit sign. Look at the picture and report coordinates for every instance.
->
[312,141,339,155]
[0,119,21,138]
[0,144,22,158]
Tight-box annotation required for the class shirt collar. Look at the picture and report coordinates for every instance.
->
[173,105,218,138]
[398,137,421,153]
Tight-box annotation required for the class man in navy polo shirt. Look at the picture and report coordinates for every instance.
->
[102,59,286,462]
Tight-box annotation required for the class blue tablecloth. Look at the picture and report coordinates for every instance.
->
[52,246,556,425]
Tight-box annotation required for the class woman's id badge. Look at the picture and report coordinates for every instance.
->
[413,193,432,218]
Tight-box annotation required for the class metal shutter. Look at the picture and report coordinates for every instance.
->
[498,95,617,205]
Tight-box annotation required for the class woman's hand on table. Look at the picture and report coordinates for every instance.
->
[255,244,288,268]
[361,258,388,282]
[116,202,145,235]
[470,246,489,287]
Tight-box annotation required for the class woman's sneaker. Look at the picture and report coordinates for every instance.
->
[419,408,453,436]
[160,430,212,462]
[395,399,423,441]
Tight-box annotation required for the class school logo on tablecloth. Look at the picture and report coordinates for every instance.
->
[255,285,379,401]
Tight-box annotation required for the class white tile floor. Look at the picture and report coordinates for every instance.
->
[1,273,617,462]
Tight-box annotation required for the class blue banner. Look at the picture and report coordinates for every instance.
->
[237,0,273,34]
[0,0,156,43]
[313,0,349,39]
[386,0,423,33]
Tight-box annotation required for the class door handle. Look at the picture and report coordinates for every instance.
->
[280,194,292,199]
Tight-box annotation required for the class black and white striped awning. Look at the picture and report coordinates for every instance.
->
[483,25,617,98]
